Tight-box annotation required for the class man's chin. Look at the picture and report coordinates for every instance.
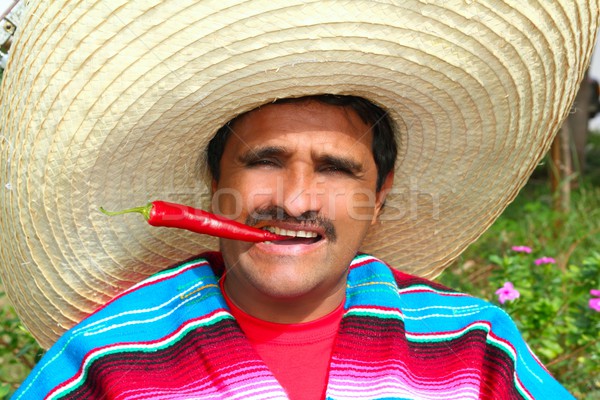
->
[250,236,328,258]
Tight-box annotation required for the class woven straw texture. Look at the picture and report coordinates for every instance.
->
[1,0,598,348]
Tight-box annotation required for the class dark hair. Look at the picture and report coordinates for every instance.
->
[206,94,397,191]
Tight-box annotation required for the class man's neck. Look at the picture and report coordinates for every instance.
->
[221,275,347,324]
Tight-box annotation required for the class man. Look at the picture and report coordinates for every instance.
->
[209,95,395,323]
[209,95,394,398]
[1,1,598,399]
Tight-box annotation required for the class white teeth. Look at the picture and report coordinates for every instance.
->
[294,230,318,238]
[265,226,318,238]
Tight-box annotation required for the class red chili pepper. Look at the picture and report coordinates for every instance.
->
[100,200,288,242]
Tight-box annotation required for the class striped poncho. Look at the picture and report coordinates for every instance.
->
[13,253,573,399]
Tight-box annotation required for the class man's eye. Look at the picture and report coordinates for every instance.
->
[319,165,353,175]
[247,158,279,167]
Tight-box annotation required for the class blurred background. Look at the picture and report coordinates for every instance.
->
[589,40,600,130]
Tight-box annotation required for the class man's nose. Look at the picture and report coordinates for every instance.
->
[278,167,325,218]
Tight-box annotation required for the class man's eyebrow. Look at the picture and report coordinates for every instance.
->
[317,154,364,173]
[238,146,364,173]
[238,146,288,163]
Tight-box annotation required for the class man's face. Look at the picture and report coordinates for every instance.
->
[212,100,392,317]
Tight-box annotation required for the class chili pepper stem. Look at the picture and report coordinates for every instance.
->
[99,203,152,221]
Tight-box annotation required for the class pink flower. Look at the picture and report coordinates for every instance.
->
[511,246,532,254]
[534,257,556,265]
[495,282,520,304]
[590,289,600,312]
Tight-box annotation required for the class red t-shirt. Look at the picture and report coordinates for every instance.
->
[221,282,344,400]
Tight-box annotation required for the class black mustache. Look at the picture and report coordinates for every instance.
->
[245,206,337,242]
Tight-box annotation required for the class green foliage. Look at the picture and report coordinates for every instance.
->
[0,286,44,400]
[587,132,600,186]
[439,183,600,399]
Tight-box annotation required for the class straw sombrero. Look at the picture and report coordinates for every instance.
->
[1,1,598,348]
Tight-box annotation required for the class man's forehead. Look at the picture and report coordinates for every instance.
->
[230,99,373,138]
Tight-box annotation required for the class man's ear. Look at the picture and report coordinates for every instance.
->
[372,172,394,225]
[209,179,219,214]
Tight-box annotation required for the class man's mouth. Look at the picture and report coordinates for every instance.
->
[262,226,323,245]
[246,207,337,243]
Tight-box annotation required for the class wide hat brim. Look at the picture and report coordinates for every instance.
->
[1,0,598,348]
